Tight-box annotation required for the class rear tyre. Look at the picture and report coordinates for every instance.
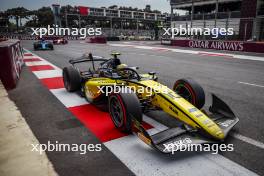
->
[63,66,81,92]
[173,78,205,109]
[108,89,142,133]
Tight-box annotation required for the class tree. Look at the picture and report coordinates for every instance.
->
[59,5,79,27]
[6,7,30,31]
[60,5,77,14]
[109,5,118,9]
[24,10,38,27]
[24,7,54,27]
[36,7,53,27]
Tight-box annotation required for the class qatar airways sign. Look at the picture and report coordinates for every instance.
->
[188,40,244,51]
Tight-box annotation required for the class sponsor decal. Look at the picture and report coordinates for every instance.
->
[189,108,198,113]
[167,91,179,99]
[161,39,171,45]
[218,119,234,127]
[203,119,211,125]
[195,114,203,118]
[189,40,244,51]
[169,106,178,115]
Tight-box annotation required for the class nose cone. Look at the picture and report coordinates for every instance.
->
[205,122,225,140]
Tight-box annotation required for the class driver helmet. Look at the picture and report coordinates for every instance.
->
[116,64,131,78]
[117,64,128,70]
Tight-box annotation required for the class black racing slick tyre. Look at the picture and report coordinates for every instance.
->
[34,45,38,50]
[108,89,142,133]
[173,78,205,109]
[63,66,81,92]
[49,44,54,50]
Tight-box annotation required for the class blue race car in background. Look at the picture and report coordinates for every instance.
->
[33,39,54,50]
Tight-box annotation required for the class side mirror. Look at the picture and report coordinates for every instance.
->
[148,72,156,76]
[88,53,93,60]
[148,72,156,80]
[130,66,139,70]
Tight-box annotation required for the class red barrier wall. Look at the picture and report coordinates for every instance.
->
[169,39,264,53]
[86,36,107,44]
[0,40,24,90]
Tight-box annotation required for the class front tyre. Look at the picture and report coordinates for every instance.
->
[108,90,142,133]
[173,78,205,109]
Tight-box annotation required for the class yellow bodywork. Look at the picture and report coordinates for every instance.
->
[84,77,225,140]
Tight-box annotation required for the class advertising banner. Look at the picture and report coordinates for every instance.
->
[171,39,264,53]
[79,6,89,16]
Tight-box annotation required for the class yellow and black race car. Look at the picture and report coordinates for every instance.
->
[63,52,239,154]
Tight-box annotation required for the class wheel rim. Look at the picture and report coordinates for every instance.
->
[174,83,193,103]
[110,96,124,127]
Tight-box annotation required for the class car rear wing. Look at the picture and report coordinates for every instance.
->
[69,56,107,65]
[69,53,108,72]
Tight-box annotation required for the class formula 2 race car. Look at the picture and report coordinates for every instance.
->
[62,52,239,154]
[33,39,54,50]
[53,37,68,45]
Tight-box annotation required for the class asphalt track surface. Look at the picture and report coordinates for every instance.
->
[8,40,264,176]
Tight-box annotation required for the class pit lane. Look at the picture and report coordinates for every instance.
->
[8,40,264,176]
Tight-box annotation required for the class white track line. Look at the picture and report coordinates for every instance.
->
[231,132,264,149]
[233,55,264,62]
[238,81,264,88]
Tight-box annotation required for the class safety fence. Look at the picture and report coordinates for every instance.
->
[0,40,24,90]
